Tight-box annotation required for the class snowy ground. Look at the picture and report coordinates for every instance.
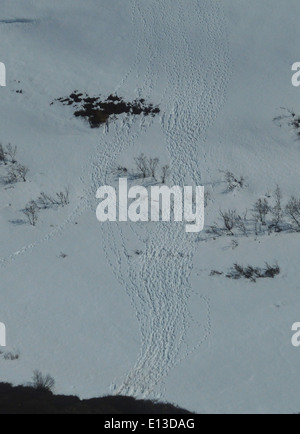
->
[0,0,300,414]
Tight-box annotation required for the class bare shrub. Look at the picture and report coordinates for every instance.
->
[235,214,248,236]
[7,167,18,184]
[206,225,222,237]
[264,263,281,278]
[227,264,260,282]
[210,270,224,276]
[7,164,29,183]
[270,185,284,232]
[3,351,20,361]
[124,155,170,183]
[253,198,270,226]
[56,188,70,206]
[17,164,29,181]
[149,157,159,179]
[286,197,300,231]
[226,263,280,282]
[135,153,150,178]
[254,217,261,236]
[37,189,70,209]
[212,210,248,237]
[37,192,55,209]
[31,370,55,392]
[274,108,300,137]
[161,165,170,184]
[0,144,6,163]
[222,170,245,191]
[219,209,237,235]
[23,201,39,226]
[113,166,128,177]
[231,240,239,249]
[6,144,17,164]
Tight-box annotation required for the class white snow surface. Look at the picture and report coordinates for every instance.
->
[0,0,300,414]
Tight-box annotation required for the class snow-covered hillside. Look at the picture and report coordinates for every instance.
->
[0,0,300,414]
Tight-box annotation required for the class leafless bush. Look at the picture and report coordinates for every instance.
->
[128,155,170,183]
[113,166,128,177]
[270,185,284,232]
[134,154,161,180]
[37,192,55,209]
[56,189,70,206]
[274,108,300,137]
[31,370,55,392]
[228,264,260,282]
[135,153,150,178]
[226,263,280,282]
[264,263,281,278]
[161,165,170,184]
[23,201,39,226]
[6,144,17,164]
[37,189,70,209]
[235,214,248,236]
[149,157,159,179]
[3,351,20,361]
[219,210,237,235]
[7,164,29,183]
[0,144,5,163]
[206,225,222,237]
[218,209,249,236]
[286,196,300,231]
[210,270,224,276]
[222,170,245,191]
[253,198,270,226]
[231,240,239,249]
[16,164,29,181]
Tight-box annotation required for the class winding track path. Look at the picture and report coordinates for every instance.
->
[93,0,232,398]
[0,0,232,400]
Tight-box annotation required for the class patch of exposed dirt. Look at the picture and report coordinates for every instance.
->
[52,91,160,128]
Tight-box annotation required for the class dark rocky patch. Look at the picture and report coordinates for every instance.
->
[53,91,160,128]
[0,382,193,414]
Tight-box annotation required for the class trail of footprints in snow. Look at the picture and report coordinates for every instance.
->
[111,0,232,399]
[1,0,231,401]
[108,2,185,398]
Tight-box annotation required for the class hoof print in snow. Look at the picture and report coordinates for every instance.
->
[53,91,160,128]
